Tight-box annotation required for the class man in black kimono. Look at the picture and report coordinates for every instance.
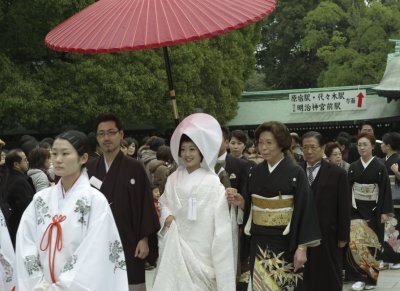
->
[301,131,351,291]
[87,113,160,291]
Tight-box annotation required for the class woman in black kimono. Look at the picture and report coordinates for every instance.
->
[240,121,321,291]
[380,132,400,268]
[346,132,393,291]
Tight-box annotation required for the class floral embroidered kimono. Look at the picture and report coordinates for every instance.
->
[15,174,128,291]
[244,157,321,291]
[345,157,393,286]
[1,209,15,291]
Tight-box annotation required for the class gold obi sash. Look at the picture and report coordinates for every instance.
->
[251,194,294,227]
[352,182,379,202]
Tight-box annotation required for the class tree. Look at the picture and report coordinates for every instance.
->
[301,0,400,86]
[256,0,324,89]
[0,0,262,134]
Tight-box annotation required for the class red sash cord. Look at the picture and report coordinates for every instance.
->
[40,214,67,284]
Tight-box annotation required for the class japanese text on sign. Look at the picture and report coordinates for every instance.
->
[289,90,366,113]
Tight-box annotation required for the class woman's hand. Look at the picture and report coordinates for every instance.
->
[226,188,245,210]
[165,215,175,227]
[293,246,307,272]
[381,214,390,223]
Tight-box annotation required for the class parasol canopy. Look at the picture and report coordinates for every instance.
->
[45,0,276,124]
[45,0,276,53]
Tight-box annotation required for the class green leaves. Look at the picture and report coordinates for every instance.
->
[0,1,260,134]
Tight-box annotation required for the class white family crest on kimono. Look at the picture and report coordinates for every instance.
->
[15,174,128,291]
[153,113,236,291]
[0,209,16,291]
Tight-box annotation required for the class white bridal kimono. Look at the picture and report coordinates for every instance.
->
[0,209,15,291]
[15,174,128,291]
[154,168,236,291]
[153,113,236,291]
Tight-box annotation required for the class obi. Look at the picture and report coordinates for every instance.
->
[251,194,294,227]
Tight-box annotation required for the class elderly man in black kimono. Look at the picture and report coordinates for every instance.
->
[87,113,160,291]
[301,131,351,291]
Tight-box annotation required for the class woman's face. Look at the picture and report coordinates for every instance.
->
[229,136,246,158]
[328,147,343,166]
[258,131,283,166]
[127,143,136,156]
[357,137,373,159]
[180,141,202,173]
[51,139,87,179]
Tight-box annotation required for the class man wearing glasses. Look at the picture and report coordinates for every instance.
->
[87,113,160,291]
[3,149,35,247]
[301,131,351,291]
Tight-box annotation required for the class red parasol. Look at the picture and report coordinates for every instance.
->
[45,0,276,123]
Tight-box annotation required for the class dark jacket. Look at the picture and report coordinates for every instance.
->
[3,169,35,247]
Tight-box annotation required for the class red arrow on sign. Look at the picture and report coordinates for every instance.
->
[357,92,364,108]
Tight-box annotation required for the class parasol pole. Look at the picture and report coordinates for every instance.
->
[163,47,179,126]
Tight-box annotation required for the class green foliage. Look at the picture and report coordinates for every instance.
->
[301,0,400,87]
[0,0,261,134]
[256,0,324,89]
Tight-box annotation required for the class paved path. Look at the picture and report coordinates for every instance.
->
[343,269,400,290]
[146,268,400,290]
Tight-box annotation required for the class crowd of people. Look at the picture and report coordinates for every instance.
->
[0,116,400,291]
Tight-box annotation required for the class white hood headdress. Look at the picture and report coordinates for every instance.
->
[170,113,222,172]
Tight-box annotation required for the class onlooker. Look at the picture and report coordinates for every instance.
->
[149,145,176,194]
[246,139,264,164]
[229,130,248,159]
[121,138,129,155]
[27,147,52,192]
[325,141,350,172]
[126,137,139,159]
[3,149,35,246]
[291,132,304,161]
[86,113,160,290]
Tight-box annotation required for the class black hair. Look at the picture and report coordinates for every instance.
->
[230,130,248,145]
[254,121,292,152]
[28,147,51,169]
[178,134,204,161]
[148,136,165,152]
[301,131,326,146]
[382,132,400,151]
[221,126,230,141]
[56,130,89,157]
[95,113,123,131]
[156,145,173,163]
[358,121,375,131]
[5,149,24,170]
[21,140,39,157]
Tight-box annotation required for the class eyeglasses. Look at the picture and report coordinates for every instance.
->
[96,129,119,138]
[302,145,320,151]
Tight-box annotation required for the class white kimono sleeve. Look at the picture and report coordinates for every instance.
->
[1,209,15,291]
[212,184,236,291]
[16,199,128,291]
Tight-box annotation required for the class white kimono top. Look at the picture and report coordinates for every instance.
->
[0,209,15,291]
[15,174,128,291]
[154,167,235,291]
